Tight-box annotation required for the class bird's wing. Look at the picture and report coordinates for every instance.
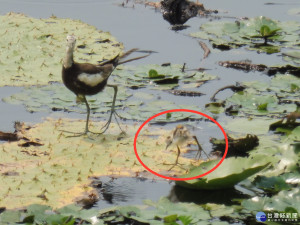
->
[77,72,108,87]
[77,63,114,87]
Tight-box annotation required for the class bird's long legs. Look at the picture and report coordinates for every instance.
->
[83,95,91,134]
[167,146,186,171]
[193,136,210,160]
[62,85,123,137]
[60,95,91,137]
[100,84,124,133]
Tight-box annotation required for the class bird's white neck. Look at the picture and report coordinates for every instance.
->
[63,45,74,69]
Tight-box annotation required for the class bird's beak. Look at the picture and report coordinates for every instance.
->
[165,141,172,150]
[165,136,172,150]
[165,143,170,150]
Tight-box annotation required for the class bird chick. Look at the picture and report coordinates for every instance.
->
[165,125,193,171]
[165,125,209,171]
[165,125,192,150]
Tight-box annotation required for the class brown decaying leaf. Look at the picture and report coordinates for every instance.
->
[211,134,259,157]
[0,121,43,147]
[198,41,211,59]
[219,61,268,72]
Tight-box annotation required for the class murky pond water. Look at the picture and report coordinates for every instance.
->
[0,0,299,211]
[93,176,248,209]
[1,0,299,131]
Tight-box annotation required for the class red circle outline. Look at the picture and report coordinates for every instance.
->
[133,109,228,181]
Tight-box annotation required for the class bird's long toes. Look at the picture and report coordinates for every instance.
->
[99,122,110,133]
[65,132,88,138]
[59,129,88,137]
[168,165,176,171]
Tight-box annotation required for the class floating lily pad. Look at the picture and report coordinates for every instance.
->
[113,64,217,90]
[0,211,21,224]
[190,16,300,54]
[241,188,300,214]
[205,102,225,114]
[0,197,217,225]
[253,175,290,194]
[0,12,123,87]
[225,73,299,117]
[176,157,271,190]
[283,51,300,65]
[0,203,98,224]
[143,197,211,224]
[224,117,278,135]
[0,118,183,209]
[148,69,166,79]
[285,126,300,142]
[3,81,210,123]
[227,90,296,116]
[3,83,131,114]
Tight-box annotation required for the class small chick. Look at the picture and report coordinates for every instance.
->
[165,125,209,171]
[166,125,192,149]
[165,125,194,170]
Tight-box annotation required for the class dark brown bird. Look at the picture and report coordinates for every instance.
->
[62,35,148,136]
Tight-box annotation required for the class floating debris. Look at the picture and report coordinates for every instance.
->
[161,0,207,27]
[169,89,204,97]
[219,61,268,72]
[198,41,211,59]
[210,84,246,101]
[211,134,259,157]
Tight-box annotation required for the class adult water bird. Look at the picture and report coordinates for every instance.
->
[62,35,149,136]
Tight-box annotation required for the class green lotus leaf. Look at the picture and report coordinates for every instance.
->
[0,118,204,209]
[253,176,290,194]
[205,102,225,114]
[226,89,297,116]
[190,16,299,53]
[242,188,300,213]
[3,83,131,114]
[176,157,271,190]
[205,204,237,218]
[247,44,281,54]
[0,211,21,224]
[283,51,300,65]
[285,126,300,142]
[259,25,271,36]
[144,197,211,223]
[0,12,123,87]
[257,102,268,111]
[148,69,165,79]
[3,80,214,123]
[56,204,82,215]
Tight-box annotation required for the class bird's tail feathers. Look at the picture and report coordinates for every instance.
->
[117,54,150,65]
[98,48,154,67]
[118,48,156,65]
[119,48,139,60]
[98,54,120,67]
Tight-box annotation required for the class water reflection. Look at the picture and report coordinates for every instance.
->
[170,185,248,205]
[93,176,248,209]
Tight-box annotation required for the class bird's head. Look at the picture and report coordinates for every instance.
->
[175,124,184,131]
[63,35,76,68]
[66,35,76,50]
[175,125,189,136]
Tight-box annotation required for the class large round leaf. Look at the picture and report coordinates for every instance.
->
[176,157,271,190]
[0,12,123,86]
